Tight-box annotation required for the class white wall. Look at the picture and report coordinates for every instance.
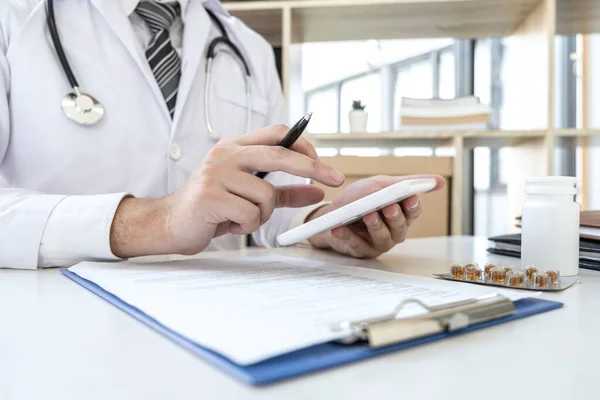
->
[586,35,600,209]
[288,46,305,123]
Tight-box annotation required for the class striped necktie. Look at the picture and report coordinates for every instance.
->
[135,1,182,118]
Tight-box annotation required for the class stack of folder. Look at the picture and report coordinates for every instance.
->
[398,96,491,131]
[488,210,600,271]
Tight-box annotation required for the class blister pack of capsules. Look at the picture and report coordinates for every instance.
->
[434,263,578,291]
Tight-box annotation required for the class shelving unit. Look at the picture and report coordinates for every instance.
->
[223,0,599,236]
[306,129,600,147]
[556,0,600,35]
[556,128,600,137]
[225,0,543,42]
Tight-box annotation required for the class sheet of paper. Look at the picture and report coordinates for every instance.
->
[69,254,533,365]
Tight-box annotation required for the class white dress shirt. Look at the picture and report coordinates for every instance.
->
[0,0,322,269]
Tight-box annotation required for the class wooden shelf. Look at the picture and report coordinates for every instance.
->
[557,0,600,35]
[307,131,456,140]
[307,129,551,139]
[307,129,600,148]
[555,128,600,137]
[306,130,548,148]
[225,0,600,42]
[224,0,542,44]
[306,131,454,148]
[224,8,284,46]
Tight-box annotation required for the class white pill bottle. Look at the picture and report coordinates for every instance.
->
[521,177,580,276]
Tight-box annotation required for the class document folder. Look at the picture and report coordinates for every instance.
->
[62,269,562,386]
[488,233,600,271]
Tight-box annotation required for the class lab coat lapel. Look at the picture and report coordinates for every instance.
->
[90,0,171,120]
[174,0,211,127]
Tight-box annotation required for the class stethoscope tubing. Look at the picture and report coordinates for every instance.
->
[45,0,252,132]
[45,0,79,89]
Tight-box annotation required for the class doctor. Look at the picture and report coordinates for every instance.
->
[0,0,444,269]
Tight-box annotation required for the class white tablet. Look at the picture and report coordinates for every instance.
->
[277,178,437,246]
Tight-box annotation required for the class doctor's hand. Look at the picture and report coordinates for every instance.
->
[109,125,345,259]
[306,175,445,259]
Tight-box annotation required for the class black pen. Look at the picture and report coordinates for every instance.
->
[255,112,313,179]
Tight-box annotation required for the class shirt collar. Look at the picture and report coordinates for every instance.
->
[121,0,190,17]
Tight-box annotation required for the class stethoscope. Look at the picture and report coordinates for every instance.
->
[45,0,252,138]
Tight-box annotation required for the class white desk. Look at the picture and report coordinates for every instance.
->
[2,236,599,400]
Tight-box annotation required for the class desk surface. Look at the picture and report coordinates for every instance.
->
[2,236,599,400]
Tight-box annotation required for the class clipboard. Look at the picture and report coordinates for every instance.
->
[61,269,563,386]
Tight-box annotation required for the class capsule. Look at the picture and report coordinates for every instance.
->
[533,272,551,289]
[490,267,507,284]
[465,265,482,281]
[547,270,560,285]
[450,264,465,279]
[525,266,538,280]
[502,265,513,273]
[484,263,497,276]
[507,271,525,287]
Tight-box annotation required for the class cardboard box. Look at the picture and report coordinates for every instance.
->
[313,156,453,238]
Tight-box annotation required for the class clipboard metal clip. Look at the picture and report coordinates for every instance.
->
[333,294,515,348]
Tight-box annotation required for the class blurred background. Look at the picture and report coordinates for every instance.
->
[222,0,598,240]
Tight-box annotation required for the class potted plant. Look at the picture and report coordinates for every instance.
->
[349,100,368,133]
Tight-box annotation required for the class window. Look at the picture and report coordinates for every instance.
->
[438,50,455,99]
[305,89,338,133]
[340,148,385,157]
[393,60,434,129]
[393,148,434,157]
[473,38,508,237]
[395,60,434,100]
[474,39,492,106]
[294,38,455,135]
[473,147,491,191]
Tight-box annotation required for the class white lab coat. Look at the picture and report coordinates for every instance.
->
[0,0,311,269]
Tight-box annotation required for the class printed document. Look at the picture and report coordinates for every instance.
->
[69,255,530,365]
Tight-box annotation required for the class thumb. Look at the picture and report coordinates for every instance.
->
[275,184,325,208]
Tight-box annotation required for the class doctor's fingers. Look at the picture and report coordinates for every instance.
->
[224,174,326,223]
[223,173,278,224]
[235,146,345,187]
[216,192,262,236]
[273,185,325,208]
[329,226,380,259]
[400,195,423,226]
[362,212,396,252]
[231,125,319,160]
[380,202,416,243]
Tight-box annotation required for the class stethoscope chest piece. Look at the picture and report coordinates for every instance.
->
[61,88,104,125]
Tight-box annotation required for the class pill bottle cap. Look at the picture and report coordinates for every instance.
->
[525,176,578,195]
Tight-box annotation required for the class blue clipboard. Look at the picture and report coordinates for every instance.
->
[61,269,563,386]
